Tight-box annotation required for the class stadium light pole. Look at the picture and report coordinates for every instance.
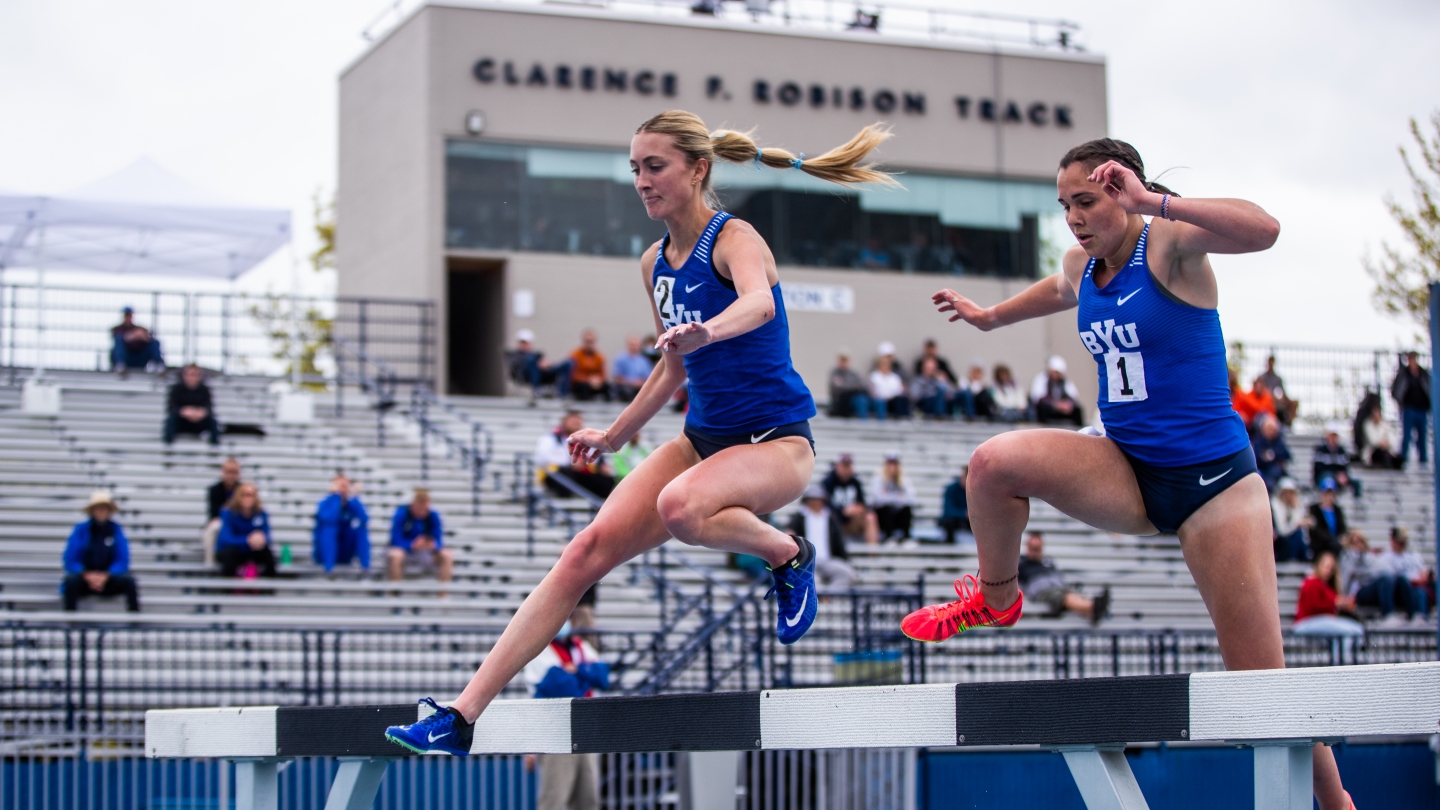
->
[1429,281,1439,658]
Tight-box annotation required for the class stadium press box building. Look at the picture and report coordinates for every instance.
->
[336,1,1108,400]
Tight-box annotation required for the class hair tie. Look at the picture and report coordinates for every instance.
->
[790,152,805,170]
[754,148,764,171]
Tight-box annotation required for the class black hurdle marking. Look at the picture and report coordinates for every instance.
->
[277,704,416,757]
[571,692,761,752]
[955,674,1190,746]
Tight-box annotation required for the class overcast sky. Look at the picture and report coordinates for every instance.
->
[2,0,1437,347]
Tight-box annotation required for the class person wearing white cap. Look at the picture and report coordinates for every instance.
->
[507,329,572,398]
[868,352,909,419]
[1270,478,1309,562]
[1029,355,1082,426]
[62,491,140,612]
[784,485,855,591]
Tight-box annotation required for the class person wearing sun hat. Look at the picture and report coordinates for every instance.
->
[61,491,140,612]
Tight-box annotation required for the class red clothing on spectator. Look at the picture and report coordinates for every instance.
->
[1295,575,1338,621]
[1232,387,1275,427]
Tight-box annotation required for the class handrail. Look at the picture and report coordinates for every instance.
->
[410,385,494,516]
[331,336,398,447]
[510,452,588,558]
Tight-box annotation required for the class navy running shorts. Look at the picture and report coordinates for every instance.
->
[1121,444,1259,534]
[682,419,815,461]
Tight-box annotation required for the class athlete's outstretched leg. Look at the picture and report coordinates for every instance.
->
[1179,476,1350,810]
[655,436,814,565]
[447,438,697,722]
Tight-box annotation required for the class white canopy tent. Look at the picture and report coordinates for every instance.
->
[0,159,291,396]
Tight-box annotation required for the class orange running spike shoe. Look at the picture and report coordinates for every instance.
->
[901,574,1023,643]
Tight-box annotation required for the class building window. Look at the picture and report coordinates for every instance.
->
[445,140,1057,278]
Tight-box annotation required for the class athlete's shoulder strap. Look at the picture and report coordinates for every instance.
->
[694,212,731,268]
[1129,223,1150,266]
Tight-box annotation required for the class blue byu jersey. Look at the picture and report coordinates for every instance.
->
[1076,224,1249,466]
[651,212,815,434]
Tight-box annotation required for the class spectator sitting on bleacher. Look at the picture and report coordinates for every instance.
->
[1381,528,1433,620]
[954,361,995,421]
[1312,426,1361,498]
[1306,479,1347,559]
[1030,356,1082,426]
[610,434,651,481]
[524,606,608,810]
[1293,552,1363,637]
[201,457,242,566]
[1271,478,1309,562]
[822,454,879,545]
[535,411,616,500]
[1361,407,1404,470]
[827,352,869,418]
[568,329,610,402]
[164,364,220,446]
[1017,532,1109,625]
[612,335,653,403]
[938,465,970,544]
[313,474,371,574]
[507,330,572,399]
[387,488,453,584]
[1342,530,1424,625]
[989,364,1027,422]
[216,482,277,579]
[1391,351,1430,467]
[62,491,140,612]
[1229,370,1276,432]
[868,352,910,419]
[909,357,953,418]
[871,454,916,542]
[785,485,855,591]
[911,339,957,386]
[1250,414,1291,492]
[111,306,164,375]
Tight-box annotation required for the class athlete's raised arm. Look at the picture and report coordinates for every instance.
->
[1088,160,1280,257]
[654,220,776,354]
[569,244,689,464]
[931,263,1078,332]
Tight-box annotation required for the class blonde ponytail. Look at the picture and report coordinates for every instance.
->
[636,110,899,206]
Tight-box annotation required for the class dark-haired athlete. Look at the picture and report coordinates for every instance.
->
[901,139,1352,809]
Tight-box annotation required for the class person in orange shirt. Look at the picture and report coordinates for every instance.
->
[1229,369,1276,430]
[569,329,610,401]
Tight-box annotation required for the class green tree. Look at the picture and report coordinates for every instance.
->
[1367,110,1440,337]
[251,189,335,386]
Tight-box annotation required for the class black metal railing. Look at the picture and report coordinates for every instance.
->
[411,385,494,516]
[508,453,597,558]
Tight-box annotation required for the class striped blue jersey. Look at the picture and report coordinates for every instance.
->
[651,212,815,434]
[1076,224,1249,466]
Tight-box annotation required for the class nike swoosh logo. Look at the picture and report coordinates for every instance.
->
[1198,468,1232,486]
[1116,290,1139,306]
[428,730,451,743]
[751,428,777,443]
[685,283,704,293]
[784,588,810,627]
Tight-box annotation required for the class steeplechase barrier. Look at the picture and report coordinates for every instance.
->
[146,661,1440,810]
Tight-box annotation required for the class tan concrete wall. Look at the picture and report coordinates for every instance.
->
[481,248,1098,409]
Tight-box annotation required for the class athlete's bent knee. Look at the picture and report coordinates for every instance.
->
[966,437,1024,492]
[656,485,705,544]
[554,530,616,587]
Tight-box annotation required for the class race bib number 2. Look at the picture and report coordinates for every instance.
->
[1105,351,1148,403]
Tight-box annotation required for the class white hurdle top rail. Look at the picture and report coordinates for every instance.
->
[147,662,1440,810]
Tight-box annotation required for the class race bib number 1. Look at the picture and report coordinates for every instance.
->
[1105,351,1148,403]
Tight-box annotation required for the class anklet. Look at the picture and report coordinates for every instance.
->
[980,573,1018,587]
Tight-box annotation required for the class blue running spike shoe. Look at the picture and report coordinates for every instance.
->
[385,697,474,756]
[767,536,817,645]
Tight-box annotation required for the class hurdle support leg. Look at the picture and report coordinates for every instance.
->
[234,757,285,810]
[323,756,395,810]
[1057,745,1149,810]
[1250,740,1313,810]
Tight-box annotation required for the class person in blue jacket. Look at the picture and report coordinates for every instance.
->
[313,474,370,574]
[62,491,140,611]
[387,488,453,583]
[216,482,276,578]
